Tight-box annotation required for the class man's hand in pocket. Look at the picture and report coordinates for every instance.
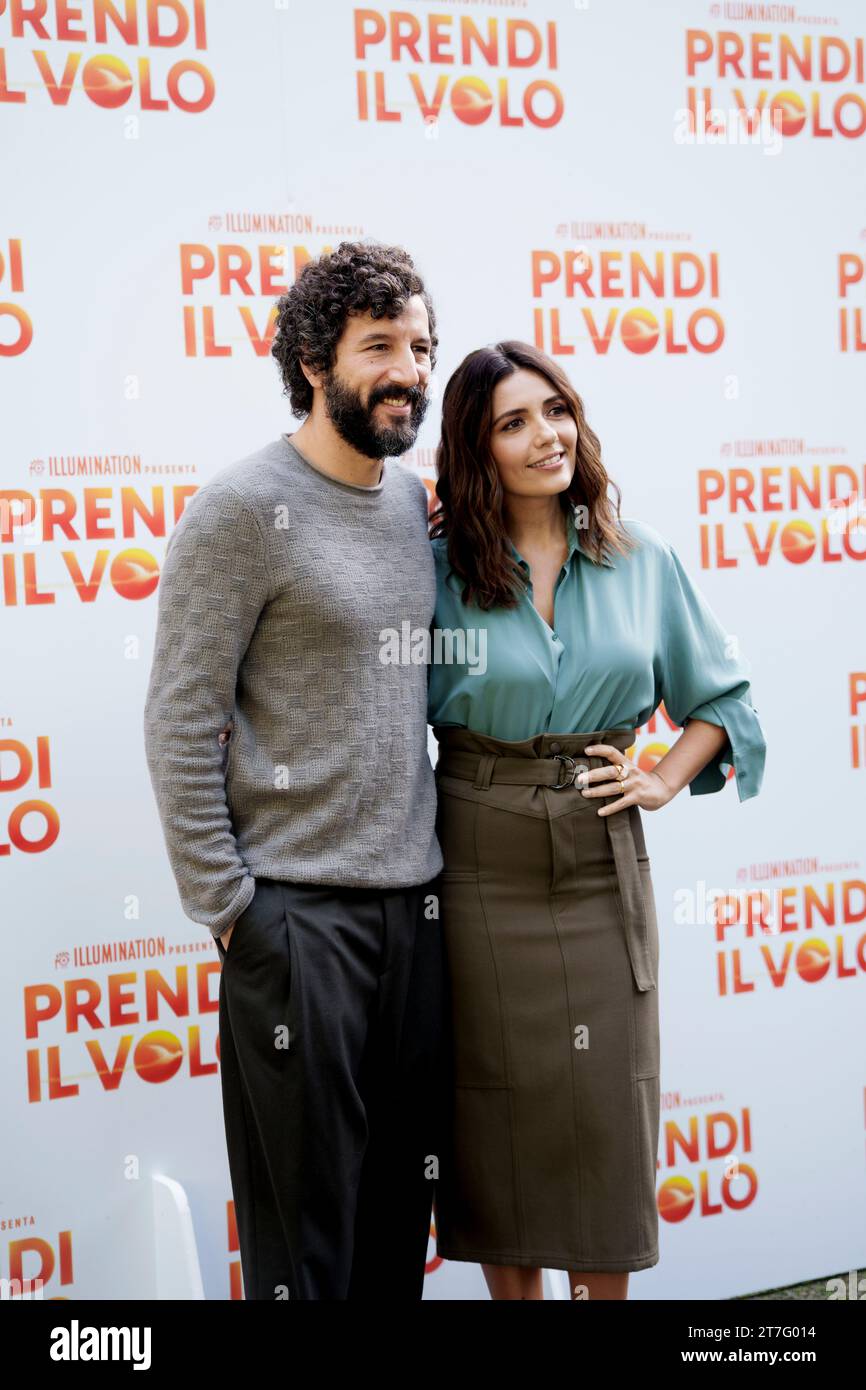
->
[220,921,235,952]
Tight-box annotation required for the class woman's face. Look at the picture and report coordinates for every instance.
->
[487,368,578,501]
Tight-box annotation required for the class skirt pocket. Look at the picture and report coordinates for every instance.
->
[608,835,660,994]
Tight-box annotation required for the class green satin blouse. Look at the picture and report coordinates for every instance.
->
[427,509,766,800]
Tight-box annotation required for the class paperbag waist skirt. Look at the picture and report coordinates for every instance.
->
[431,725,661,1274]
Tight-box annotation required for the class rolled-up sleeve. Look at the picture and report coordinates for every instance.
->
[660,544,766,801]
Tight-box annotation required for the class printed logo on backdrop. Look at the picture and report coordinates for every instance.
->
[354,6,563,130]
[533,223,723,357]
[850,672,866,771]
[0,236,29,356]
[1,1223,74,1300]
[697,439,866,568]
[657,1096,757,1224]
[426,1217,443,1277]
[684,21,866,142]
[676,852,866,997]
[0,723,58,858]
[0,469,197,606]
[0,237,371,595]
[401,449,438,499]
[227,1201,243,1300]
[24,952,223,1102]
[838,242,866,352]
[182,209,360,357]
[0,0,214,114]
[1,725,225,1100]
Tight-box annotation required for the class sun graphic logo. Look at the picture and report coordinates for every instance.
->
[353,10,564,130]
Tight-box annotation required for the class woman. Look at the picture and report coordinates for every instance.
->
[427,341,766,1302]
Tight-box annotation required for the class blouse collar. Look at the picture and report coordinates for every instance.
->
[508,505,586,573]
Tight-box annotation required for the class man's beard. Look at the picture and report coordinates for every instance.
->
[321,369,429,460]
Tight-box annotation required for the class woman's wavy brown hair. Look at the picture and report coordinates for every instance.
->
[429,340,637,610]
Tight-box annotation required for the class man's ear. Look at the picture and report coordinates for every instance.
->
[299,357,323,391]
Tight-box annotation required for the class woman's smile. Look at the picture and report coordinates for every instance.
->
[527,448,567,471]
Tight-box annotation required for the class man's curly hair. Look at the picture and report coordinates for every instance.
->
[270,240,439,418]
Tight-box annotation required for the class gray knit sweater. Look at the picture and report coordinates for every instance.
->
[143,433,443,940]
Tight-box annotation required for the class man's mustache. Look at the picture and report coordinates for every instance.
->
[369,386,426,410]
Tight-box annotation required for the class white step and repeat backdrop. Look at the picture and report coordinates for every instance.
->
[2,0,864,1301]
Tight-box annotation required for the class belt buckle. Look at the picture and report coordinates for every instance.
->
[550,753,577,790]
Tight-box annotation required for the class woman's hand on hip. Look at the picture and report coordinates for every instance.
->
[579,744,675,815]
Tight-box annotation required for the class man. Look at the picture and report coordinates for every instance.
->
[143,240,445,1301]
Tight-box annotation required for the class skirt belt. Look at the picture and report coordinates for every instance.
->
[436,746,657,994]
[437,752,588,789]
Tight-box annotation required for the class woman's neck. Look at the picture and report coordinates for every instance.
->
[504,498,568,554]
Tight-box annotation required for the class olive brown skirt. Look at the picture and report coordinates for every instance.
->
[431,726,661,1274]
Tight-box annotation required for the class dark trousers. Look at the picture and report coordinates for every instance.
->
[216,875,447,1301]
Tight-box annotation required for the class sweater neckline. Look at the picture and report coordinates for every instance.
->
[282,433,386,494]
